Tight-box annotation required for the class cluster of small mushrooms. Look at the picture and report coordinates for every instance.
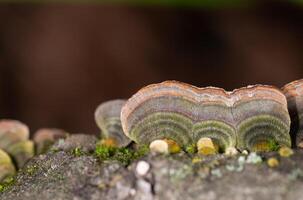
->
[0,121,68,182]
[1,79,303,182]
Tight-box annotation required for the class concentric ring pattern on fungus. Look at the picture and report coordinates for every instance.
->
[121,81,291,152]
[282,79,303,148]
[95,100,131,147]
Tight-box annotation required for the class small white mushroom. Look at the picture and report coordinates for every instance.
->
[149,140,169,154]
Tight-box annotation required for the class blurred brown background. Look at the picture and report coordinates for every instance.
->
[0,1,303,136]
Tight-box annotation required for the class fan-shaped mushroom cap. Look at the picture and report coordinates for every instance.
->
[121,81,291,152]
[282,79,303,148]
[33,128,69,154]
[6,140,34,168]
[95,100,131,147]
[0,120,29,150]
[0,149,16,181]
[234,85,290,151]
[0,120,34,168]
[121,81,235,151]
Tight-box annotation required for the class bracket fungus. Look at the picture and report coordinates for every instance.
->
[33,128,69,154]
[233,85,290,151]
[0,120,34,168]
[282,79,303,148]
[95,100,131,147]
[0,149,15,182]
[121,81,291,153]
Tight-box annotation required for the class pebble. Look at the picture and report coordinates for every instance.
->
[288,168,303,181]
[211,169,222,178]
[129,189,136,196]
[136,161,150,176]
[238,156,246,165]
[246,152,262,164]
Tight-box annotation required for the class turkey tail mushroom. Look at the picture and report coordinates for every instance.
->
[234,85,291,152]
[121,81,291,153]
[191,87,236,154]
[33,129,69,154]
[6,140,34,169]
[121,81,237,153]
[0,120,29,149]
[282,79,303,148]
[0,120,34,168]
[95,100,131,147]
[0,149,16,182]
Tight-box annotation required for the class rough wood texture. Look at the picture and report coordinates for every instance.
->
[0,135,302,200]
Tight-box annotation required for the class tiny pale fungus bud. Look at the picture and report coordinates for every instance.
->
[278,146,294,157]
[225,147,238,156]
[267,157,279,168]
[7,140,34,168]
[197,137,218,155]
[149,140,169,154]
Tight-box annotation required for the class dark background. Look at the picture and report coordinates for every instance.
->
[1,1,303,136]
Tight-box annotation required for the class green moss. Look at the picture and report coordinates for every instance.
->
[268,139,280,151]
[71,147,85,157]
[50,147,60,153]
[94,145,116,159]
[185,143,197,154]
[26,165,39,176]
[0,176,16,193]
[94,145,149,166]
